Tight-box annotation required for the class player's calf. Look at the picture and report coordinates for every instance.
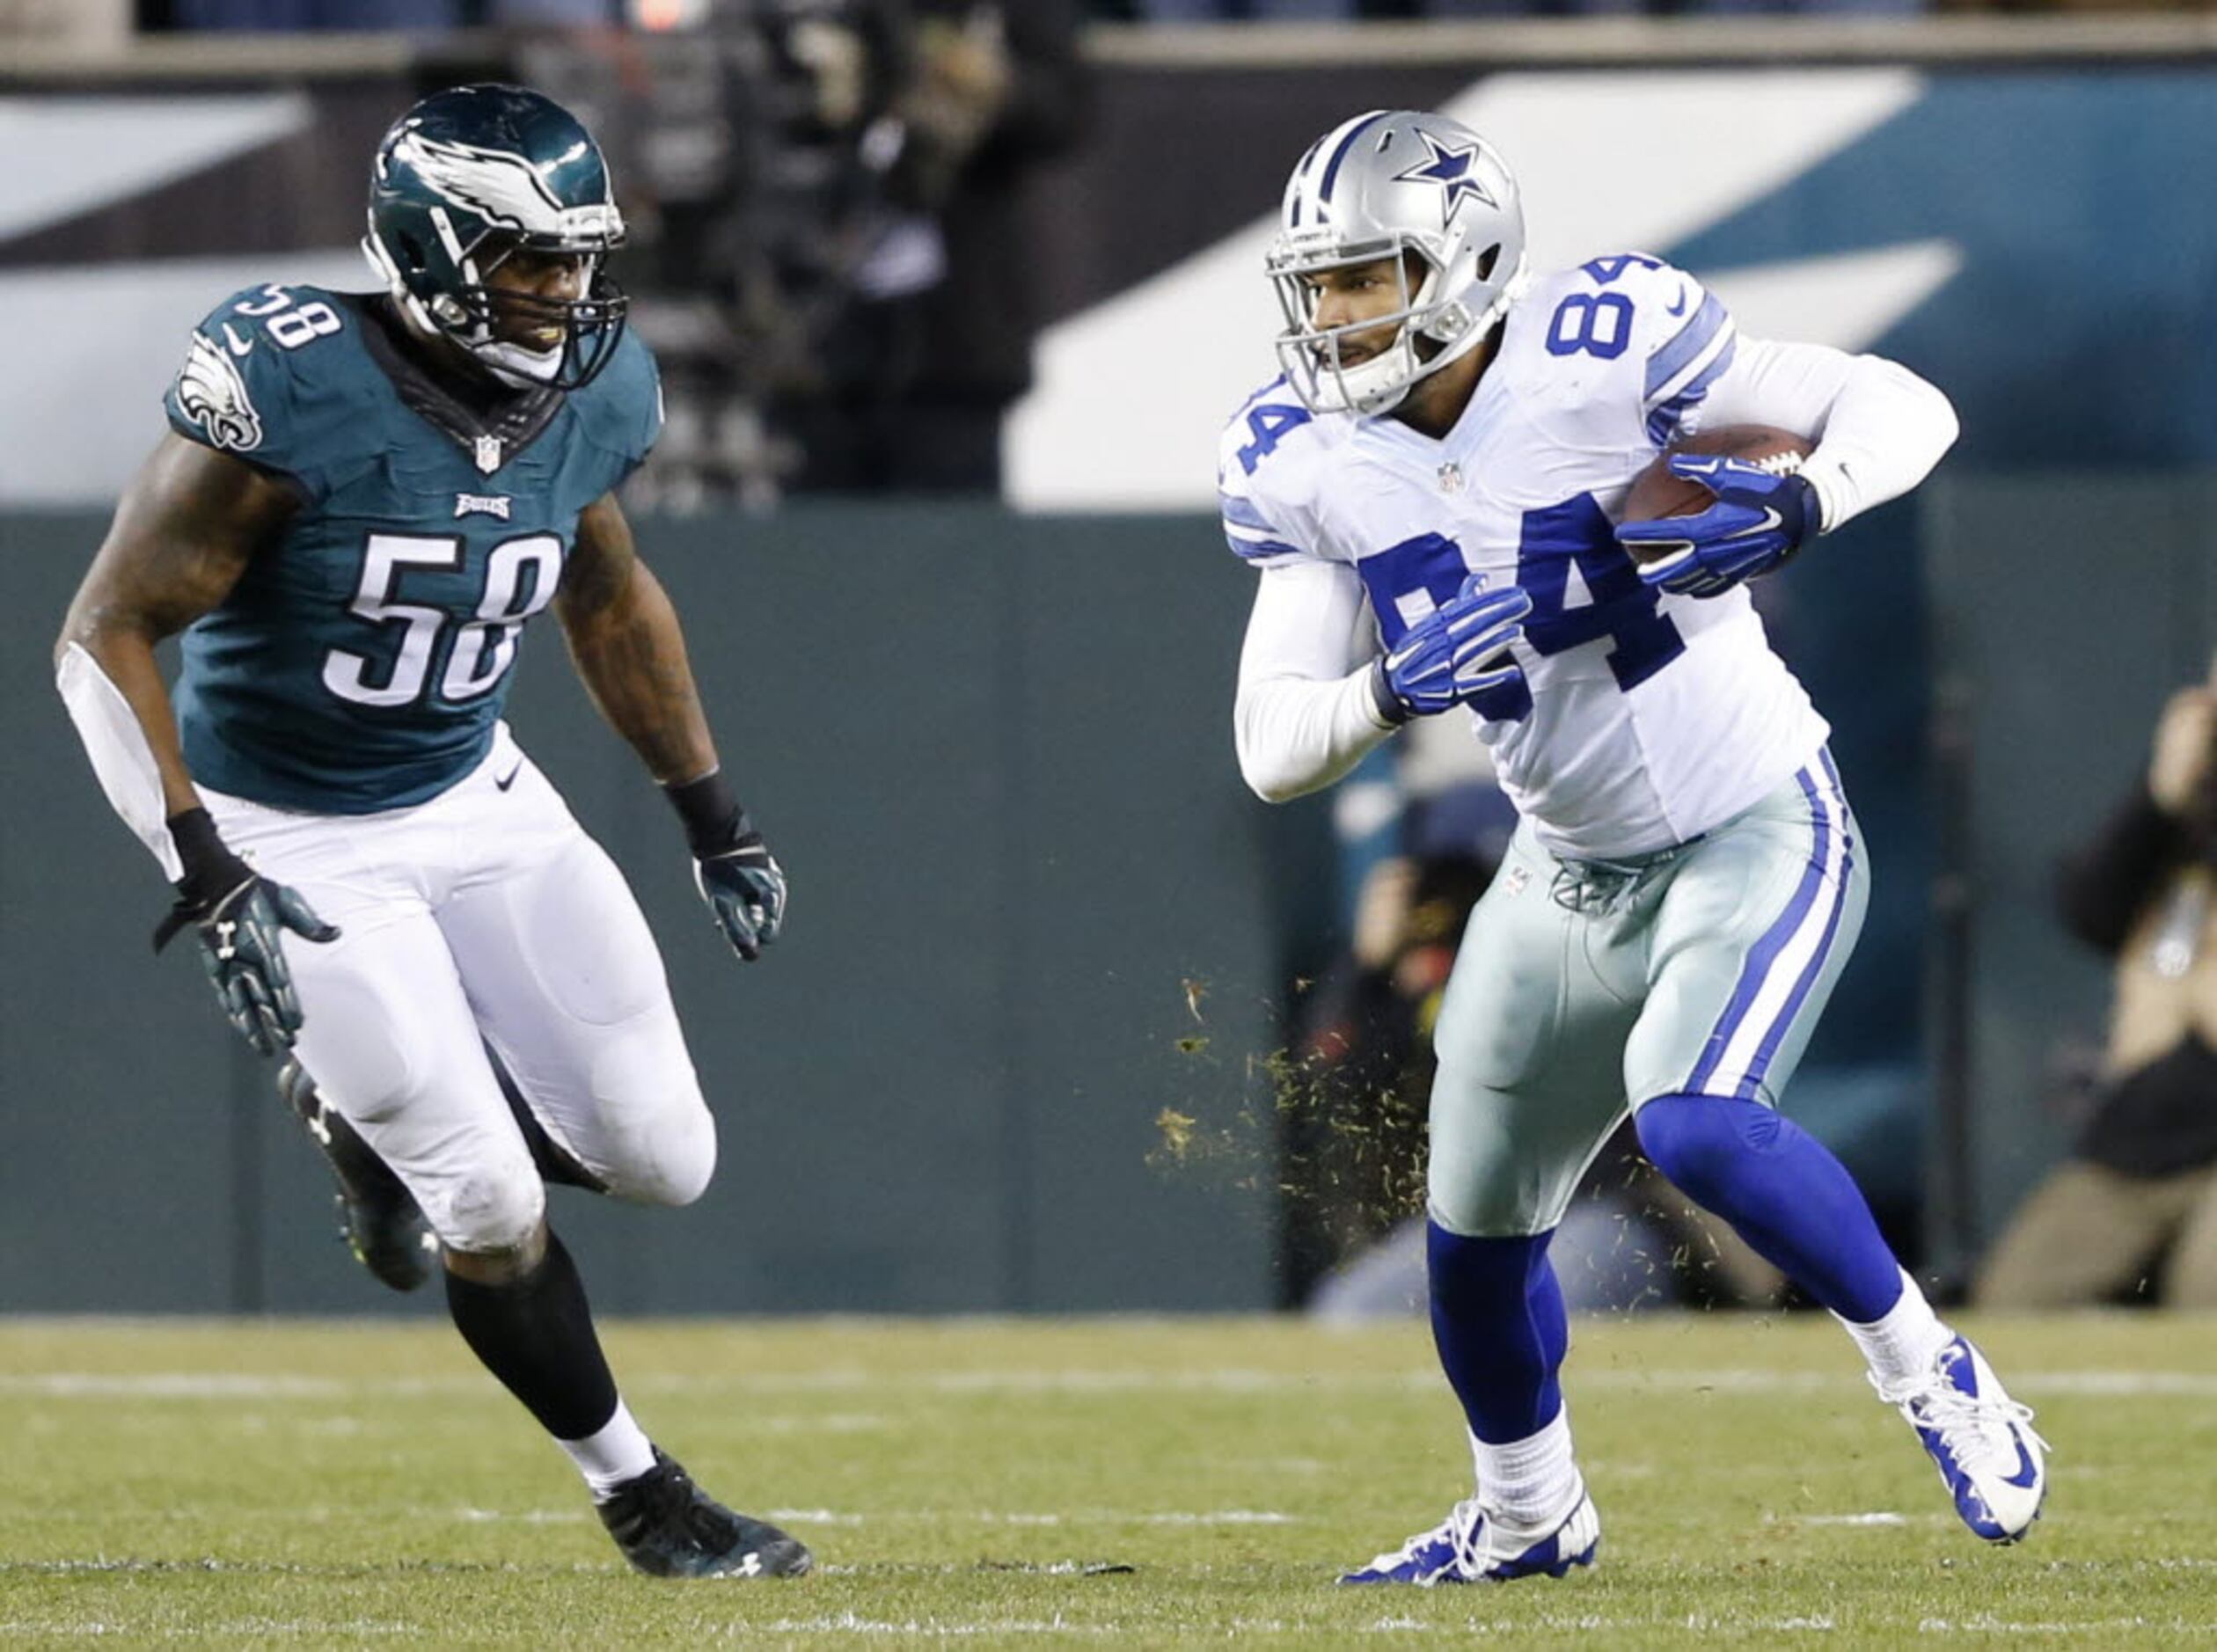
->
[276,1057,437,1291]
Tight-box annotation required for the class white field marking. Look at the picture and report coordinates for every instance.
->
[1580,1367,2217,1399]
[449,1506,1292,1529]
[751,1615,1119,1639]
[458,1508,589,1525]
[1774,1511,1910,1527]
[0,1624,414,1641]
[0,1372,479,1400]
[14,1363,2213,1403]
[1916,1618,2197,1636]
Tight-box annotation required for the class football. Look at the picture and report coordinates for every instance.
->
[1620,424,1815,560]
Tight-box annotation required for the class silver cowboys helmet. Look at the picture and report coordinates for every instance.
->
[1268,110,1528,417]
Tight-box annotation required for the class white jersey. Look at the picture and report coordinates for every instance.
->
[1222,253,1951,860]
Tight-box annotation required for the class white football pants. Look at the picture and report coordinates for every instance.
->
[201,725,714,1254]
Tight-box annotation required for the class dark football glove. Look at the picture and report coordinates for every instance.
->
[664,769,787,964]
[1615,455,1821,599]
[695,835,787,963]
[153,808,340,1056]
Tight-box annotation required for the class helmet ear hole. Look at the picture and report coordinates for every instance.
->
[395,232,426,273]
[1476,243,1501,281]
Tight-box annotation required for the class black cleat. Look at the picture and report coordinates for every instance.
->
[596,1450,813,1579]
[276,1057,438,1292]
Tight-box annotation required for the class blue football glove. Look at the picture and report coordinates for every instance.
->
[1371,577,1533,723]
[694,834,787,963]
[1615,455,1822,599]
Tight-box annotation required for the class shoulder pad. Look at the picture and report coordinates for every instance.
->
[1218,378,1326,568]
[1606,257,1738,446]
[165,284,372,493]
[570,327,663,486]
[1511,256,1737,449]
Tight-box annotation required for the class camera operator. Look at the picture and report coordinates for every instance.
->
[1976,663,2217,1308]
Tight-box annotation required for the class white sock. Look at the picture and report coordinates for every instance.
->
[1837,1267,1954,1389]
[560,1399,658,1498]
[1469,1407,1581,1531]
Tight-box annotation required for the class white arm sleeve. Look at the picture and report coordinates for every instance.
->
[1699,336,1959,532]
[1233,559,1396,803]
[56,641,187,880]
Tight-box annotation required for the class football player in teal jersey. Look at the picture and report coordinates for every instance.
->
[55,84,809,1581]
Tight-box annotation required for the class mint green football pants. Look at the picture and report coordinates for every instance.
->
[1427,751,1869,1239]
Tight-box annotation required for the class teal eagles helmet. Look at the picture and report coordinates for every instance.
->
[363,84,628,391]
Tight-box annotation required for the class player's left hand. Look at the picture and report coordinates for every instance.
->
[1616,456,1821,598]
[695,833,787,963]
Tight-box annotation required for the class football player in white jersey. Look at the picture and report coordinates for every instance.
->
[1224,110,2047,1583]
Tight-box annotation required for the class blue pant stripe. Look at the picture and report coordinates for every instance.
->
[1733,778,1855,1100]
[1685,763,1831,1094]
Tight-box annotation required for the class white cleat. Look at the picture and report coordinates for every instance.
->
[1874,1334,2048,1544]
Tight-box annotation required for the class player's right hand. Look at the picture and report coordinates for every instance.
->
[154,874,340,1056]
[1372,576,1533,722]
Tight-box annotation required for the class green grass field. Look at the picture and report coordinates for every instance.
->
[2,1313,2213,1648]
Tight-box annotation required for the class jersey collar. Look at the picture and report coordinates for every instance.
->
[356,294,565,476]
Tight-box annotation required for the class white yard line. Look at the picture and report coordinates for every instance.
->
[4,1365,2213,1400]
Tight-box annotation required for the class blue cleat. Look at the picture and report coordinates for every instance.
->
[1874,1334,2048,1544]
[1340,1491,1599,1585]
[1467,1492,1602,1582]
[1339,1499,1479,1585]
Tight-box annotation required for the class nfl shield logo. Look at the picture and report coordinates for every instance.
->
[474,435,504,475]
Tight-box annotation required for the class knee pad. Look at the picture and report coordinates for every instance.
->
[435,1164,547,1254]
[1635,1093,1785,1203]
[609,1104,717,1209]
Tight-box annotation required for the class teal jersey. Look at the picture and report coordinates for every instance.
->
[163,282,660,814]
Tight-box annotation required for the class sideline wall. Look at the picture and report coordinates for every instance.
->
[1,507,1309,1314]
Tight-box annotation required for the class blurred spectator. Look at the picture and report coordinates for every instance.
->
[779,0,1087,493]
[2,0,128,40]
[1280,852,1493,1303]
[1132,0,1923,20]
[8,0,121,36]
[160,0,615,27]
[1975,664,2217,1309]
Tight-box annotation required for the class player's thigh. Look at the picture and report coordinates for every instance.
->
[287,913,544,1252]
[1628,757,1869,1110]
[1429,832,1637,1238]
[1972,1161,2184,1309]
[438,806,713,1208]
[199,787,545,1250]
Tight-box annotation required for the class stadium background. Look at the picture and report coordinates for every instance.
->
[3,14,2213,1320]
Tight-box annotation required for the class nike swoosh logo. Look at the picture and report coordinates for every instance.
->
[222,322,253,356]
[1731,508,1785,539]
[1665,285,1689,317]
[494,762,523,792]
[2000,1433,2040,1489]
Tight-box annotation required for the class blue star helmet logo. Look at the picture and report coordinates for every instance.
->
[1393,132,1498,230]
